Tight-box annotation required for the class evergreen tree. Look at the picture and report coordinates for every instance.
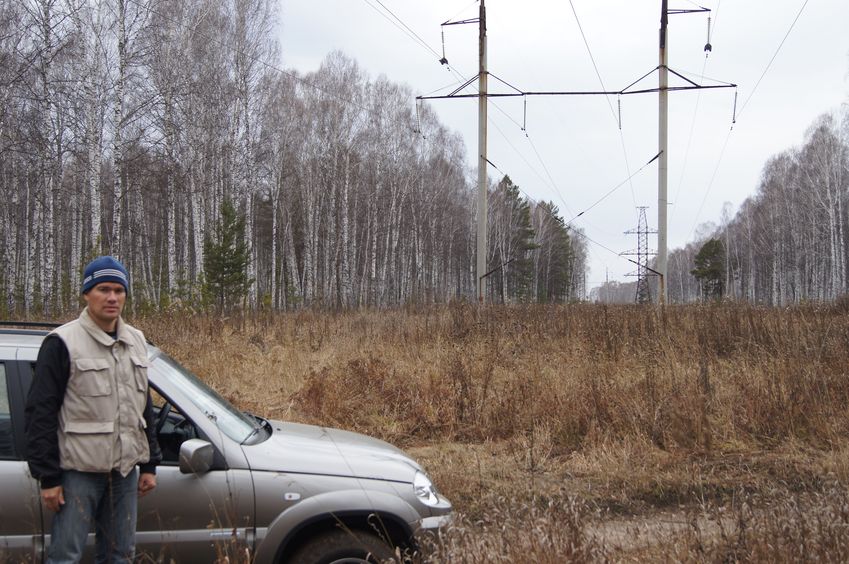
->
[489,176,538,302]
[691,238,725,300]
[203,199,254,312]
[508,181,538,300]
[535,201,574,302]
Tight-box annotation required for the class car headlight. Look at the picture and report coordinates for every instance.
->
[413,471,441,507]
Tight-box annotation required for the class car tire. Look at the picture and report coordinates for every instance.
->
[288,529,397,564]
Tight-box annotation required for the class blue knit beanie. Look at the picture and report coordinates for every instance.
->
[82,256,130,294]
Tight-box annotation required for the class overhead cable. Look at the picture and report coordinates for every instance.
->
[362,0,443,61]
[568,0,637,207]
[566,152,661,227]
[736,0,809,120]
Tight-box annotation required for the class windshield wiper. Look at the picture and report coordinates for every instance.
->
[241,413,268,444]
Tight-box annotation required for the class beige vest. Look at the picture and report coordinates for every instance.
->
[51,308,150,476]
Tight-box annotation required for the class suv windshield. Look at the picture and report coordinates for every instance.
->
[148,350,262,444]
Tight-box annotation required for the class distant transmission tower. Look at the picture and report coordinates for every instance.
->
[622,207,658,304]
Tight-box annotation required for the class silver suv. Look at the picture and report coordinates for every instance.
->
[0,326,452,563]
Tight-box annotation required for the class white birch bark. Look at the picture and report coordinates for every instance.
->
[189,147,205,281]
[111,0,127,255]
[35,0,59,311]
[340,151,352,308]
[369,165,379,306]
[270,175,280,307]
[302,167,316,304]
[2,173,18,312]
[165,91,177,293]
[326,148,339,305]
[74,0,106,253]
[283,209,301,305]
[70,194,81,293]
[25,177,38,313]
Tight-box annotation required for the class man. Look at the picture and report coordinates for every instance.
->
[25,256,161,564]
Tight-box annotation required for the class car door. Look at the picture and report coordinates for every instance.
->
[19,352,255,563]
[135,389,255,563]
[0,357,44,561]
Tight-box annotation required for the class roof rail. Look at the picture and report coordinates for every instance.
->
[0,321,62,330]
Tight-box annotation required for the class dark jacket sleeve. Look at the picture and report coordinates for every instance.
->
[24,336,69,489]
[139,390,162,474]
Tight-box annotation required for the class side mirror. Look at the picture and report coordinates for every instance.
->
[179,438,214,474]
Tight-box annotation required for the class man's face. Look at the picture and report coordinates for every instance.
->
[83,282,126,330]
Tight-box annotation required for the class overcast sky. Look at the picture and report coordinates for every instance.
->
[277,0,849,290]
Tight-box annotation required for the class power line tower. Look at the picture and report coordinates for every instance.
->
[622,207,658,304]
[419,2,734,305]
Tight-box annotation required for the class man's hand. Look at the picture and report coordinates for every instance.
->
[42,485,65,512]
[138,472,157,497]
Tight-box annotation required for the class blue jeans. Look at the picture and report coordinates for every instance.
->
[47,468,138,564]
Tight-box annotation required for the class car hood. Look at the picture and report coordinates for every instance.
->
[240,420,423,483]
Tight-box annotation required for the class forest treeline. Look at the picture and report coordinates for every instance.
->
[0,0,586,314]
[593,108,849,305]
[5,0,843,312]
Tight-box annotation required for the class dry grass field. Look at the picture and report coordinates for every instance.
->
[135,302,849,562]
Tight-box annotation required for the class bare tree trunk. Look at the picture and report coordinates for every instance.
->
[340,151,353,308]
[325,149,338,305]
[164,91,177,295]
[302,168,317,304]
[75,0,106,255]
[270,175,280,308]
[111,0,127,256]
[369,166,379,306]
[3,171,19,312]
[35,0,60,312]
[190,174,204,282]
[283,208,301,306]
[26,177,38,313]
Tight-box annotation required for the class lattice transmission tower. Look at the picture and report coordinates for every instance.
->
[622,207,658,304]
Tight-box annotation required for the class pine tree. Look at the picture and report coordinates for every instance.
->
[691,238,725,300]
[535,201,574,302]
[507,181,538,300]
[203,199,254,312]
[490,176,538,302]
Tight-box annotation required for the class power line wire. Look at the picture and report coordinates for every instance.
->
[134,0,664,288]
[524,133,574,216]
[567,152,662,226]
[419,11,577,219]
[344,0,580,233]
[446,1,479,24]
[369,0,573,205]
[485,100,576,219]
[361,0,442,61]
[568,0,637,207]
[737,0,809,120]
[672,68,734,86]
[485,115,576,217]
[430,3,672,280]
[568,0,616,124]
[484,157,636,282]
[364,0,572,213]
[127,0,454,155]
[433,2,651,239]
[686,0,806,240]
[689,127,733,238]
[294,1,579,239]
[671,8,719,224]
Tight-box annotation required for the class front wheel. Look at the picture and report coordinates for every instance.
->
[289,529,397,564]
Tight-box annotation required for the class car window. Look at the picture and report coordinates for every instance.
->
[0,364,14,458]
[149,352,260,443]
[151,396,199,464]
